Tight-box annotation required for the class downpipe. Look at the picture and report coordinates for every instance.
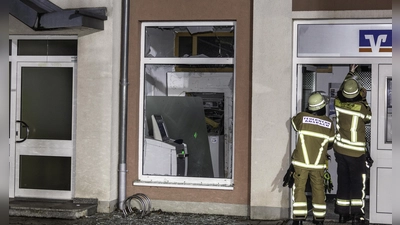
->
[118,163,127,210]
[118,0,129,211]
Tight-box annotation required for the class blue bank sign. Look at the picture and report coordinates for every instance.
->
[359,30,392,53]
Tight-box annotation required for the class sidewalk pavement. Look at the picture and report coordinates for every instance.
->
[9,196,380,225]
[9,211,375,225]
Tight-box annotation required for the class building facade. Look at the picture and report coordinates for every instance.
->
[8,0,392,223]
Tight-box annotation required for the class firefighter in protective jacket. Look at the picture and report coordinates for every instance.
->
[291,92,335,225]
[333,65,372,224]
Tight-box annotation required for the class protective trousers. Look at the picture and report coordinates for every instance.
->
[334,152,366,216]
[292,166,326,221]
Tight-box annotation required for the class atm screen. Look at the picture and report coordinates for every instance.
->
[153,115,169,141]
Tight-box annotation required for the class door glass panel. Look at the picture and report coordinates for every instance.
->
[17,40,78,56]
[19,155,71,190]
[386,78,392,143]
[9,62,11,138]
[21,67,73,140]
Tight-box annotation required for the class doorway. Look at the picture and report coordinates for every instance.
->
[9,62,76,200]
[293,63,392,223]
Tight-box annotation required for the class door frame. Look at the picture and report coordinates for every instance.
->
[9,35,77,199]
[12,62,77,199]
[369,64,392,223]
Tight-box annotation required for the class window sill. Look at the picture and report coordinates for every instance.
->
[133,180,234,190]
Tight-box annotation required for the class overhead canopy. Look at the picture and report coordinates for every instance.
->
[10,0,107,31]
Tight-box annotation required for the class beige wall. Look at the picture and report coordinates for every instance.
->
[59,0,121,213]
[251,0,293,220]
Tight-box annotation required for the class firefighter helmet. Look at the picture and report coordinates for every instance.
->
[308,91,328,111]
[342,79,360,99]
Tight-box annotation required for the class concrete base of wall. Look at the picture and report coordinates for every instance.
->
[150,200,249,217]
[98,199,118,213]
[250,206,290,220]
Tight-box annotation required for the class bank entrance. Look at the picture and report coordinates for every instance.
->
[292,20,392,224]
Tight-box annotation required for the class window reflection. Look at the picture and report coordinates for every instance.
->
[21,67,73,140]
[386,78,392,143]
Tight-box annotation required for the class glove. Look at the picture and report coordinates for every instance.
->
[324,169,333,193]
[366,151,374,168]
[360,87,367,99]
[283,164,295,188]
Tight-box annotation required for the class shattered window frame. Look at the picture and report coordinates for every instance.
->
[174,32,234,58]
[136,21,236,189]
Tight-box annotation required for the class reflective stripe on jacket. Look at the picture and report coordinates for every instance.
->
[291,112,335,169]
[334,98,372,157]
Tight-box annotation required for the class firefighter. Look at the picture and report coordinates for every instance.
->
[291,91,335,225]
[333,65,372,225]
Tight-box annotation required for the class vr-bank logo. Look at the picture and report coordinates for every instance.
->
[359,30,392,53]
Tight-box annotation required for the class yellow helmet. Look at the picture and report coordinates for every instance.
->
[308,91,328,111]
[342,79,360,99]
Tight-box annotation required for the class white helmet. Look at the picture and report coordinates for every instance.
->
[342,79,360,99]
[308,91,329,111]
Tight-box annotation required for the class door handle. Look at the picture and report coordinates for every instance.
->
[16,120,30,143]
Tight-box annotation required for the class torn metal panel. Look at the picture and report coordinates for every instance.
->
[9,0,107,31]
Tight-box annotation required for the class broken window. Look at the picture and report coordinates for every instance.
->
[137,22,235,188]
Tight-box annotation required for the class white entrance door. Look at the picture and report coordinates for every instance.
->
[370,64,392,224]
[9,62,75,200]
